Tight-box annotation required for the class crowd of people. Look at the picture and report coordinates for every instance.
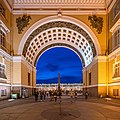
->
[34,89,62,102]
[34,89,88,102]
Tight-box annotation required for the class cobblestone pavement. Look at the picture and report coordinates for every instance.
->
[0,96,120,120]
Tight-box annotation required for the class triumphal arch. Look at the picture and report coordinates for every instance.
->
[0,0,120,99]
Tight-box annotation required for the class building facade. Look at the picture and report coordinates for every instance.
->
[0,0,120,99]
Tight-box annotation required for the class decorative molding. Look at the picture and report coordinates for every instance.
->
[18,15,101,56]
[12,84,35,88]
[83,55,106,71]
[108,47,120,61]
[83,84,107,88]
[0,20,10,33]
[13,10,106,15]
[108,0,117,13]
[13,0,106,15]
[110,18,120,33]
[13,56,33,71]
[34,43,85,67]
[4,0,12,12]
[22,21,96,66]
[108,82,120,86]
[0,48,12,61]
[14,0,105,9]
[14,0,105,4]
[16,15,31,34]
[0,83,10,86]
[13,56,22,62]
[88,15,103,34]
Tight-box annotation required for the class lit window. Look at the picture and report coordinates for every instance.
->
[0,20,9,51]
[0,62,7,79]
[28,73,30,86]
[0,30,6,48]
[112,28,120,50]
[1,89,7,96]
[113,61,120,78]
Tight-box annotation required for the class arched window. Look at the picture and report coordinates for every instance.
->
[112,28,120,50]
[0,20,9,52]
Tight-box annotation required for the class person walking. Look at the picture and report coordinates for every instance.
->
[70,89,74,103]
[85,91,88,99]
[39,90,43,101]
[54,90,57,102]
[34,90,39,101]
[74,91,77,100]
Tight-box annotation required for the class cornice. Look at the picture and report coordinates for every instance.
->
[0,48,12,61]
[0,20,10,33]
[83,55,106,71]
[4,0,12,12]
[108,47,120,61]
[13,55,35,71]
[13,0,106,15]
[14,0,105,8]
[13,9,106,15]
[107,0,117,13]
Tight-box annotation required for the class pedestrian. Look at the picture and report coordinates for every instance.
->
[39,90,43,101]
[54,90,57,102]
[85,91,88,99]
[70,89,74,103]
[74,91,77,100]
[34,90,39,101]
[43,90,46,100]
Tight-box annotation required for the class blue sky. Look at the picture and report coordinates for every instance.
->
[36,47,83,84]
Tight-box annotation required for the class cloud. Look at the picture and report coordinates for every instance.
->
[44,63,59,71]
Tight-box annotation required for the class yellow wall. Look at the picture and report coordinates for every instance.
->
[5,59,12,84]
[21,62,36,87]
[32,68,36,87]
[98,62,107,84]
[108,58,114,83]
[12,62,21,84]
[91,63,98,85]
[83,62,98,86]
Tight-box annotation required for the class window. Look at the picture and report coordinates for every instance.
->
[0,3,5,17]
[0,20,9,51]
[112,0,120,19]
[112,28,120,49]
[28,73,30,86]
[89,73,91,85]
[0,30,6,48]
[1,89,7,96]
[0,62,7,79]
[113,89,119,96]
[113,61,120,78]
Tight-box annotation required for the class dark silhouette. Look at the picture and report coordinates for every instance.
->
[34,91,39,101]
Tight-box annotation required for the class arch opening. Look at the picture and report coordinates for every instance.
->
[36,47,83,85]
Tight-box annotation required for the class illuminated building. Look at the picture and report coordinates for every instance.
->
[0,0,120,99]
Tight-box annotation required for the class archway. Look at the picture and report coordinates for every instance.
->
[18,15,101,67]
